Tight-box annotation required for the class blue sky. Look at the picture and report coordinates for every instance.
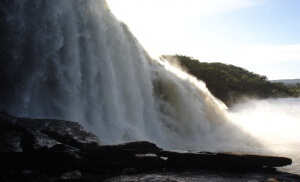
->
[107,0,300,79]
[212,1,300,45]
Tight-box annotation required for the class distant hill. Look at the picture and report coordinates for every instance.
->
[162,55,299,106]
[271,79,300,85]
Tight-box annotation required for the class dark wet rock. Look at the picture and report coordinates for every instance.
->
[0,112,299,182]
[50,144,78,152]
[84,141,162,158]
[0,112,24,153]
[133,154,165,172]
[83,141,163,173]
[85,146,135,172]
[60,170,82,180]
[0,128,22,153]
[0,150,88,172]
[0,112,101,153]
[121,168,138,175]
[158,150,292,171]
[113,141,162,154]
[102,171,300,182]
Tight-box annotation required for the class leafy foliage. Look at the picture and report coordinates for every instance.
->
[163,55,299,106]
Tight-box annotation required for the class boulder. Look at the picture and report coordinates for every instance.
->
[0,112,101,153]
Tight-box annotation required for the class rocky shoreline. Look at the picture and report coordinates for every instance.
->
[0,112,299,181]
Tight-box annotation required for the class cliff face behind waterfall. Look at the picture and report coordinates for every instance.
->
[0,0,252,151]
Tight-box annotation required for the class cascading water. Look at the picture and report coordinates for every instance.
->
[0,0,165,145]
[2,0,300,175]
[0,0,266,151]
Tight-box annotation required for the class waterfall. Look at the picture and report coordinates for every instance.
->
[0,0,250,150]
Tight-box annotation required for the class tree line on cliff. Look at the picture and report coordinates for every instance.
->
[162,55,300,106]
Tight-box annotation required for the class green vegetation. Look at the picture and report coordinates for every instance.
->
[162,55,300,106]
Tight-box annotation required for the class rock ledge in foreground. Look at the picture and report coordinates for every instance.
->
[158,150,292,171]
[0,112,297,182]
